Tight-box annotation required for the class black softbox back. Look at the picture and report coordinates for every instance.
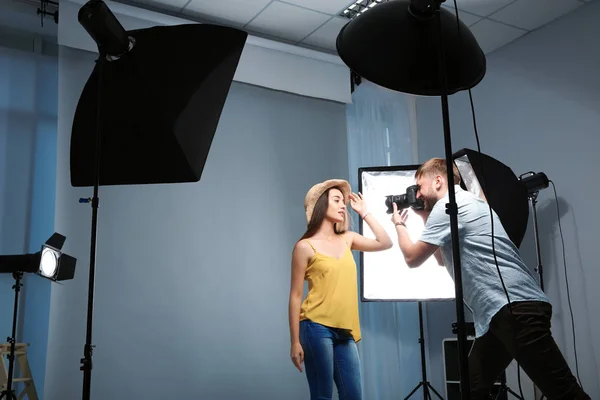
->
[70,23,248,187]
[453,148,529,248]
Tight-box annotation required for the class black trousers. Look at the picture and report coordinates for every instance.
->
[468,301,590,400]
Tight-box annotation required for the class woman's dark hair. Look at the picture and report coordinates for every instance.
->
[299,187,349,241]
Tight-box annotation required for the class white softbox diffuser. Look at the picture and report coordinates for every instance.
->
[358,166,455,302]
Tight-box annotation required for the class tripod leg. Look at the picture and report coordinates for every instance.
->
[425,382,445,400]
[507,387,524,400]
[493,387,505,400]
[423,382,430,400]
[403,382,423,400]
[404,303,447,400]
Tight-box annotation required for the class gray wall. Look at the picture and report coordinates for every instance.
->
[45,45,349,399]
[416,2,600,397]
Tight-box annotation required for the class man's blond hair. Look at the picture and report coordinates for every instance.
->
[415,158,461,184]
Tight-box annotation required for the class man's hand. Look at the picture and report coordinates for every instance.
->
[391,203,409,226]
[391,204,439,268]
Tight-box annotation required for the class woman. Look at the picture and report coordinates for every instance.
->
[288,179,393,400]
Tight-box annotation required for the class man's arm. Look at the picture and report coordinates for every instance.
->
[394,222,439,268]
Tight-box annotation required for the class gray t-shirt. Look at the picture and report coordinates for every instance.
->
[419,185,549,337]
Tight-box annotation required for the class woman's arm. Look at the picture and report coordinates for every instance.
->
[347,213,393,252]
[288,241,310,371]
[347,192,393,252]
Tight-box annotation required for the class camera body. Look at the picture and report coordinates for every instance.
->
[385,185,424,213]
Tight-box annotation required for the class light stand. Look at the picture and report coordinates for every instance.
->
[531,190,544,400]
[519,171,550,291]
[79,51,105,400]
[404,302,445,400]
[77,5,134,397]
[72,1,248,398]
[529,191,544,290]
[519,171,549,400]
[436,12,472,397]
[336,2,486,397]
[0,272,23,400]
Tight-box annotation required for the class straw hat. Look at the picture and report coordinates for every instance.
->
[304,179,351,222]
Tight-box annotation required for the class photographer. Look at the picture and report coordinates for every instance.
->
[391,157,589,400]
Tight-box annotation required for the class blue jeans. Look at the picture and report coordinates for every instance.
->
[300,319,362,400]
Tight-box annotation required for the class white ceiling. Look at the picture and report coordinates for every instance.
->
[121,0,594,55]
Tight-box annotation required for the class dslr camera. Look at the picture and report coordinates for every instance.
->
[385,185,424,213]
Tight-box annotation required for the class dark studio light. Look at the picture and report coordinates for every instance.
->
[72,1,248,399]
[518,171,550,292]
[336,1,487,398]
[78,0,131,59]
[0,232,77,281]
[77,0,133,61]
[519,172,549,195]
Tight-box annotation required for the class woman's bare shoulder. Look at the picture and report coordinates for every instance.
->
[293,239,313,255]
[340,231,356,244]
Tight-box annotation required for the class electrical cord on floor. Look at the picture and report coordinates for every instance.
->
[451,2,525,398]
[549,180,583,388]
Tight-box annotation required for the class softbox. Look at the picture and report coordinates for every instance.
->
[70,23,248,186]
[453,148,529,248]
[358,166,455,302]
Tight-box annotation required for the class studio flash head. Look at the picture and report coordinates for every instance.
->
[385,185,424,213]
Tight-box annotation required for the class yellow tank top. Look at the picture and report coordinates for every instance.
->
[299,236,361,342]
